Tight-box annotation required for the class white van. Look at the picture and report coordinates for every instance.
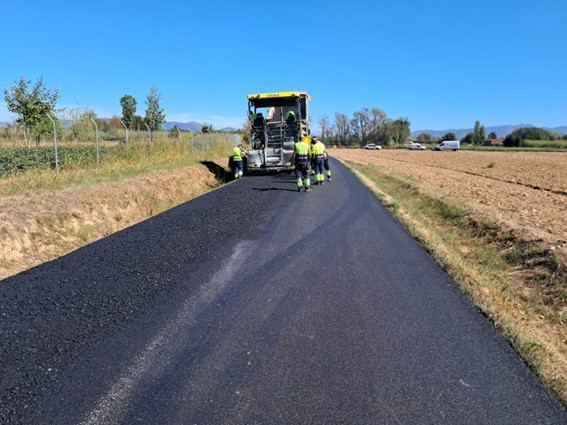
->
[435,140,460,151]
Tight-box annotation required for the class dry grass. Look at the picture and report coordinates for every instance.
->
[341,159,567,406]
[0,136,233,196]
[0,163,228,280]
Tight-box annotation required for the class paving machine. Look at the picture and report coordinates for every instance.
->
[246,91,310,171]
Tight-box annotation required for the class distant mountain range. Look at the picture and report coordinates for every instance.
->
[411,124,567,139]
[0,120,237,132]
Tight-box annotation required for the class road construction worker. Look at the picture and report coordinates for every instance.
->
[285,110,296,125]
[232,144,247,179]
[311,136,327,185]
[292,135,312,192]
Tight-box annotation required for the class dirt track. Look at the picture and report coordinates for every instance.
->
[333,149,567,254]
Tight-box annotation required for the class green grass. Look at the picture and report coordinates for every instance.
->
[0,134,233,195]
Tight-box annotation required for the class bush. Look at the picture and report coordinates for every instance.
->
[0,146,112,176]
[504,127,558,147]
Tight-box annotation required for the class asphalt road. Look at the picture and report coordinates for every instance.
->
[1,159,566,424]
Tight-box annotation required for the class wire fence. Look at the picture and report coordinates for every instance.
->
[0,130,241,177]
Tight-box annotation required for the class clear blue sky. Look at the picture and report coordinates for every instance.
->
[1,0,565,131]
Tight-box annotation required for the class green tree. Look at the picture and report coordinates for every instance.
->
[442,132,458,141]
[201,123,213,133]
[461,132,474,144]
[416,132,432,143]
[473,120,486,145]
[144,85,166,131]
[503,127,557,147]
[487,131,497,139]
[390,117,411,145]
[120,95,137,128]
[132,115,145,131]
[4,76,60,146]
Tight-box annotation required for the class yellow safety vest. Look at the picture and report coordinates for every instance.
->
[232,147,242,161]
[295,141,309,159]
[312,141,326,157]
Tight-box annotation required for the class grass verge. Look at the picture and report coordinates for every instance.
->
[343,160,567,406]
[0,138,233,196]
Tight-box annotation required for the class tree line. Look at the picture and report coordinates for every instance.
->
[3,76,166,146]
[317,108,411,146]
[415,120,567,146]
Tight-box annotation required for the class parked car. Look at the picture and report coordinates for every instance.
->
[409,143,426,150]
[435,140,460,151]
[364,143,382,150]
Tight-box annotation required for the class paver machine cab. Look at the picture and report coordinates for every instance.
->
[246,91,310,171]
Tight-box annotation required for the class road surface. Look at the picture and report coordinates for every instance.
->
[1,158,565,424]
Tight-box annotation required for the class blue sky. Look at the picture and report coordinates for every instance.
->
[1,0,565,131]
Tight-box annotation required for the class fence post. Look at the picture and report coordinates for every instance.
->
[143,122,152,150]
[90,118,100,164]
[121,120,129,146]
[46,113,59,172]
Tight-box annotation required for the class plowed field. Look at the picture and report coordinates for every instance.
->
[333,149,567,256]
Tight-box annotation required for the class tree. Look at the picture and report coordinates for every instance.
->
[503,127,556,147]
[201,123,213,133]
[369,108,389,144]
[461,132,474,144]
[4,76,60,146]
[120,95,137,128]
[132,115,145,131]
[473,120,486,145]
[68,108,98,143]
[318,114,330,140]
[352,108,371,144]
[144,85,166,131]
[389,117,411,145]
[442,132,458,141]
[416,133,432,143]
[487,131,497,139]
[334,113,350,146]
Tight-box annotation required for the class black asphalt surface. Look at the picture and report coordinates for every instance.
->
[1,158,566,424]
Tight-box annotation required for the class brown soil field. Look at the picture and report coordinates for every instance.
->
[333,149,567,260]
[0,164,222,280]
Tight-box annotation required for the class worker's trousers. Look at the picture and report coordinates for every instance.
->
[295,160,310,188]
[313,157,325,183]
[324,157,331,179]
[233,160,244,179]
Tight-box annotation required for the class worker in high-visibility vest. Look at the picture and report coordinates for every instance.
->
[292,135,312,192]
[232,144,247,179]
[311,136,327,185]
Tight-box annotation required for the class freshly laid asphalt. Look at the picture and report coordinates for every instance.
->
[1,158,566,424]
